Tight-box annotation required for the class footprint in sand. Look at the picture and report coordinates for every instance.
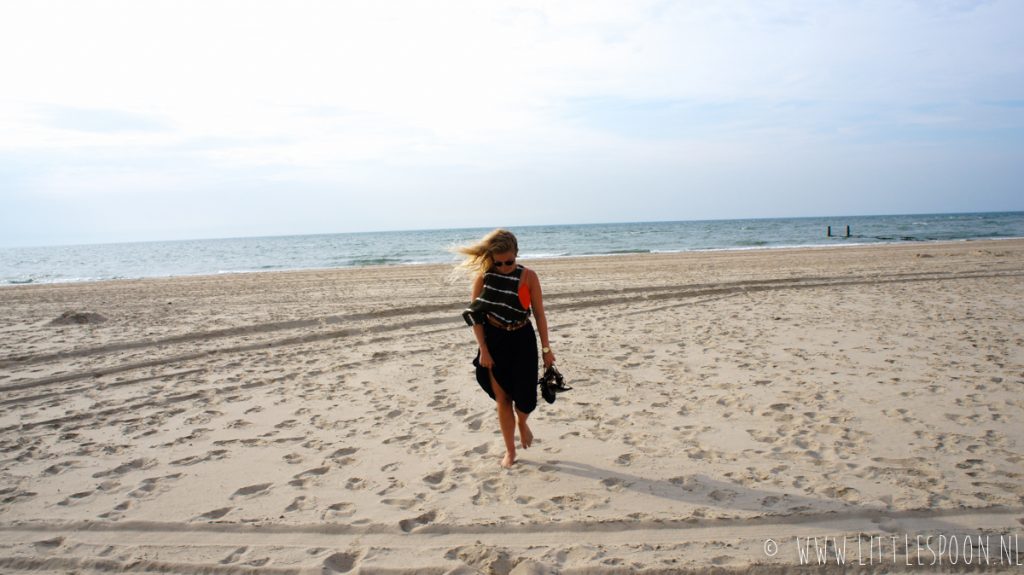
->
[98,500,133,519]
[328,448,358,465]
[290,466,331,488]
[33,536,64,550]
[444,544,515,574]
[129,473,182,499]
[956,459,984,469]
[823,486,859,502]
[220,546,249,565]
[669,476,700,491]
[231,483,273,499]
[57,490,95,506]
[711,555,740,566]
[398,510,437,533]
[285,496,315,512]
[171,449,228,466]
[471,478,504,506]
[539,493,608,513]
[273,436,305,445]
[92,458,157,479]
[466,443,490,456]
[323,502,356,519]
[161,428,213,448]
[423,470,446,486]
[600,477,627,490]
[185,410,224,425]
[708,489,737,503]
[382,498,420,510]
[42,461,82,476]
[322,551,360,574]
[375,477,405,497]
[196,507,233,520]
[383,434,413,445]
[297,466,331,479]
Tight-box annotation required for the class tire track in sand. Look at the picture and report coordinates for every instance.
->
[2,269,1021,395]
[0,506,1021,573]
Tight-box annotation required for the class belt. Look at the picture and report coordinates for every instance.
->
[486,314,530,331]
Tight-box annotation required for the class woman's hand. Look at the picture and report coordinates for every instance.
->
[479,348,494,368]
[543,349,555,368]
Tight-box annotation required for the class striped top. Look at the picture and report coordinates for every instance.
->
[462,265,532,327]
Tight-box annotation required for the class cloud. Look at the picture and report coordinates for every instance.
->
[0,0,1022,245]
[43,106,168,133]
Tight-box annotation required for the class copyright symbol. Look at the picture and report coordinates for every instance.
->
[763,538,778,557]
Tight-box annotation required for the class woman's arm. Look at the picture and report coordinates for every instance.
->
[471,275,493,368]
[527,268,555,367]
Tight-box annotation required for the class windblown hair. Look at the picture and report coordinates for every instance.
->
[452,229,519,277]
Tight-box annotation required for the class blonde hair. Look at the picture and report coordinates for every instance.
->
[452,228,519,277]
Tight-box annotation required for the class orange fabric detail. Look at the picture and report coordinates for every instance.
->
[518,274,531,310]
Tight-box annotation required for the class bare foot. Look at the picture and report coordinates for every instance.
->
[501,452,516,468]
[519,422,533,449]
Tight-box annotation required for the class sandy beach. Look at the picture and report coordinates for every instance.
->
[1,239,1022,573]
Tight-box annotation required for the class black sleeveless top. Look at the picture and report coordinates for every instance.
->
[462,265,532,326]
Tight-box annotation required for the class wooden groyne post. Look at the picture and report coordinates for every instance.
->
[827,225,851,238]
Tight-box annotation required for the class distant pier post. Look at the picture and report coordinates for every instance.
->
[827,225,851,238]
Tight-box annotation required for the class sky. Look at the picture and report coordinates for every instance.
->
[1,0,1023,247]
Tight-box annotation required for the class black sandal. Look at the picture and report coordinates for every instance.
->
[548,365,572,392]
[539,365,572,404]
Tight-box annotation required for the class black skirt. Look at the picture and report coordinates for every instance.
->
[473,321,539,414]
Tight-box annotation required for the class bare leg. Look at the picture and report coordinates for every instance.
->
[516,409,533,449]
[489,371,517,468]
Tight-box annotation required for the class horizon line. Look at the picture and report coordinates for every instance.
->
[3,209,1023,250]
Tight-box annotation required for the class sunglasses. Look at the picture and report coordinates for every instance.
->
[494,258,516,267]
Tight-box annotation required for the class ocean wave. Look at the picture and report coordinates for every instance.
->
[576,248,652,256]
[347,257,407,267]
[2,275,127,286]
[3,212,1021,285]
[519,252,568,259]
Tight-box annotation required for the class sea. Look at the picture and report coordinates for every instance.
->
[2,212,1023,286]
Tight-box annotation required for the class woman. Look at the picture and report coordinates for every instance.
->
[456,229,555,468]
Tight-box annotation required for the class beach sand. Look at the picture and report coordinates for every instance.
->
[1,239,1022,573]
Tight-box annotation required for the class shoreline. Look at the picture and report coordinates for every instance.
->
[4,236,1023,289]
